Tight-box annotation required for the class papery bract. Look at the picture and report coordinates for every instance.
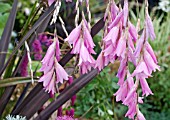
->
[145,10,156,40]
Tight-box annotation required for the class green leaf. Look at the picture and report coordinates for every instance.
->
[0,13,10,35]
[0,3,11,13]
[0,77,38,88]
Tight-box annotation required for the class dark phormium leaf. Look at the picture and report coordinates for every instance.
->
[35,69,98,120]
[0,8,53,116]
[12,17,105,118]
[0,2,55,77]
[0,0,18,72]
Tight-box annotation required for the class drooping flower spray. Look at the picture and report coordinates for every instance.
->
[38,29,69,95]
[96,0,160,119]
[65,0,96,74]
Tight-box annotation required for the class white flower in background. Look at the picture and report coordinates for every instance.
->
[24,8,30,16]
[5,115,26,120]
[158,0,170,12]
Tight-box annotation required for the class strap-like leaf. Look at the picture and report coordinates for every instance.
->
[0,0,18,71]
[0,77,38,88]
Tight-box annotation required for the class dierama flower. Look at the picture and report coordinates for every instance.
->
[65,19,96,74]
[145,9,156,40]
[39,36,69,94]
[114,71,134,102]
[104,0,119,21]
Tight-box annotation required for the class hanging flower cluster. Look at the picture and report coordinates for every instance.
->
[38,35,69,95]
[65,0,95,74]
[95,0,159,119]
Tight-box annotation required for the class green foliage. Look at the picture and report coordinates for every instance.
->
[0,2,11,36]
[75,67,114,119]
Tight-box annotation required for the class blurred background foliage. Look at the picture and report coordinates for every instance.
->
[0,0,170,119]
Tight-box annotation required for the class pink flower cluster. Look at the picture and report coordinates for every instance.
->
[65,19,96,74]
[38,37,69,95]
[95,0,160,119]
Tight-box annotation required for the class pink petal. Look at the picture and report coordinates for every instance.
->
[132,61,151,77]
[103,44,114,56]
[125,93,137,119]
[39,67,54,88]
[143,48,160,74]
[117,66,127,86]
[114,81,128,102]
[138,73,153,96]
[128,32,135,50]
[71,37,81,54]
[45,73,56,94]
[103,26,119,46]
[128,48,136,66]
[110,1,119,20]
[41,41,55,65]
[128,21,138,42]
[134,31,145,57]
[138,97,144,104]
[145,11,156,40]
[65,25,81,45]
[95,52,105,71]
[123,85,137,106]
[109,11,124,29]
[115,36,126,59]
[123,0,128,27]
[137,109,146,120]
[40,55,54,74]
[78,43,92,64]
[55,62,69,84]
[145,41,158,63]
